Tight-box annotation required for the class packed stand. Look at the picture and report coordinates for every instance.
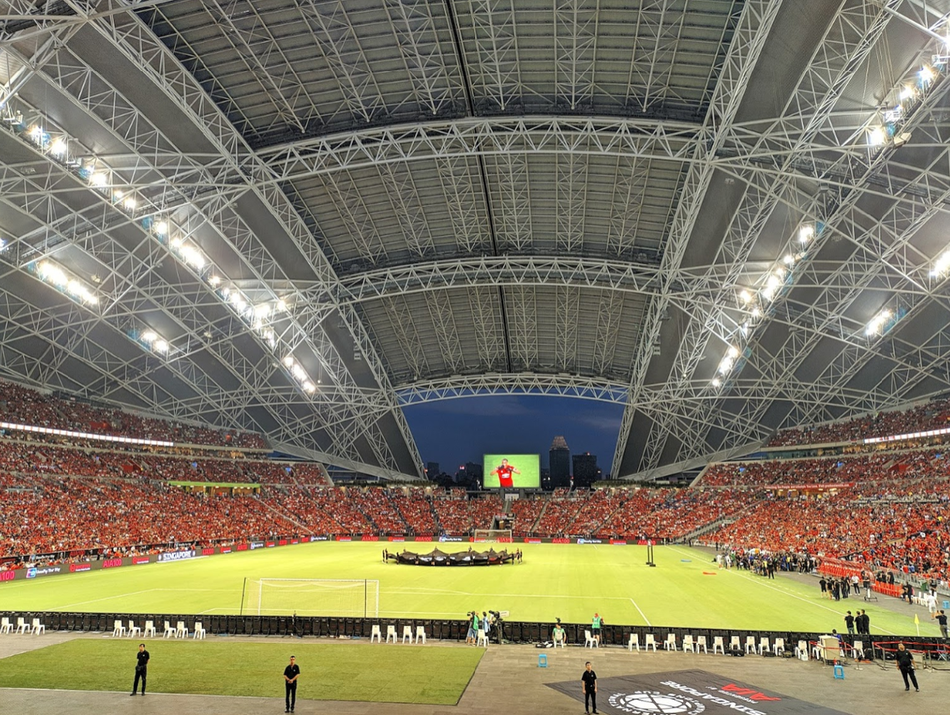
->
[768,396,950,447]
[0,379,267,448]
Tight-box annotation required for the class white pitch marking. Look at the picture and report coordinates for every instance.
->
[629,597,651,626]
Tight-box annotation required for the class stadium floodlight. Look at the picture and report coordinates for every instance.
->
[48,137,67,157]
[865,309,893,337]
[867,126,887,146]
[135,328,171,355]
[930,249,950,277]
[738,289,753,304]
[31,260,99,306]
[798,224,815,243]
[918,65,936,87]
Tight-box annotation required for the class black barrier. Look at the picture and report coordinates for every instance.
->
[0,611,939,655]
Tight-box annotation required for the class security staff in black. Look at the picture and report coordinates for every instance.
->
[895,642,919,692]
[581,661,598,714]
[130,643,149,695]
[283,655,300,712]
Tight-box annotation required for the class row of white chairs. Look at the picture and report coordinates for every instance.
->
[0,617,45,635]
[112,619,206,639]
[627,633,787,656]
[369,625,428,644]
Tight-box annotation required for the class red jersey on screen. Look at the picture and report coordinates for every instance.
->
[495,464,515,487]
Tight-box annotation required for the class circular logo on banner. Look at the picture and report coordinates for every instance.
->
[608,691,706,715]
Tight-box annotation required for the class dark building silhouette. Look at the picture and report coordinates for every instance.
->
[549,435,571,489]
[426,461,439,480]
[572,453,600,490]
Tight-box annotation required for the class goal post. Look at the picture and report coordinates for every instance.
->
[473,529,513,543]
[240,578,379,617]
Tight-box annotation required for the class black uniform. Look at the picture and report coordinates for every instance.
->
[131,648,149,695]
[581,668,598,714]
[895,648,919,691]
[284,662,300,712]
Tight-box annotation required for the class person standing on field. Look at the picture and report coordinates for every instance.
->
[130,643,149,696]
[895,643,919,692]
[581,661,598,714]
[284,655,300,713]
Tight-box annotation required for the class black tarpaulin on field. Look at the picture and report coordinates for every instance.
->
[394,547,514,566]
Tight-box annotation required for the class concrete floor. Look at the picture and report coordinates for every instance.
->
[0,631,944,715]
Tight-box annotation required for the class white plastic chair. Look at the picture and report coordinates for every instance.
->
[128,620,142,639]
[794,640,809,660]
[682,635,696,653]
[370,625,382,642]
[627,633,639,651]
[713,636,725,654]
[852,640,865,659]
[193,621,206,639]
[773,637,785,656]
[744,635,756,654]
[112,620,127,638]
[175,621,188,639]
[811,642,822,660]
[663,633,677,651]
[143,620,156,638]
[31,618,45,635]
[414,625,426,644]
[644,634,658,652]
[162,620,176,638]
[476,628,489,647]
[386,625,398,644]
[16,617,30,634]
[584,629,598,648]
[758,636,770,655]
[0,617,12,634]
[729,635,741,652]
[402,625,413,643]
[696,635,708,654]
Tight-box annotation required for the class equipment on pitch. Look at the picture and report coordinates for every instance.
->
[240,578,379,617]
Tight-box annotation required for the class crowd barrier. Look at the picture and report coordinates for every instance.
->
[0,610,940,655]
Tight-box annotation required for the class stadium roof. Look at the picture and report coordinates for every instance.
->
[3,0,950,481]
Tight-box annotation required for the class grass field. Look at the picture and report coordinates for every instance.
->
[0,640,483,703]
[0,542,937,636]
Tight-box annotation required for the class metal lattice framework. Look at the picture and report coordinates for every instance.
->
[4,0,950,481]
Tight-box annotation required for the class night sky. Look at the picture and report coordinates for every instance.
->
[403,395,624,476]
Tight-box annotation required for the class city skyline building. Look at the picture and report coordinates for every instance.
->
[549,435,571,490]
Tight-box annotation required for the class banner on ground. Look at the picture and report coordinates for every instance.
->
[546,670,851,715]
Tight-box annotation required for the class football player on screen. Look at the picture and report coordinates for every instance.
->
[491,458,520,488]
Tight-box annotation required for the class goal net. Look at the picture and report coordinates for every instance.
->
[240,578,379,617]
[473,529,513,543]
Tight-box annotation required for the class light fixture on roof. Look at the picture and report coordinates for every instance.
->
[48,137,67,157]
[135,328,171,356]
[738,289,753,305]
[30,259,99,306]
[798,224,815,243]
[865,308,894,337]
[711,377,722,388]
[931,249,950,277]
[282,355,317,396]
[867,126,887,146]
[918,65,936,87]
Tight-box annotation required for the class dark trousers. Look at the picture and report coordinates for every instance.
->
[132,667,146,694]
[585,689,597,712]
[900,667,918,690]
[285,682,297,710]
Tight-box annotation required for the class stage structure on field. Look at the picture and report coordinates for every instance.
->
[240,578,379,617]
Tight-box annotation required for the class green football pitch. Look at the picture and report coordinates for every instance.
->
[0,542,935,636]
